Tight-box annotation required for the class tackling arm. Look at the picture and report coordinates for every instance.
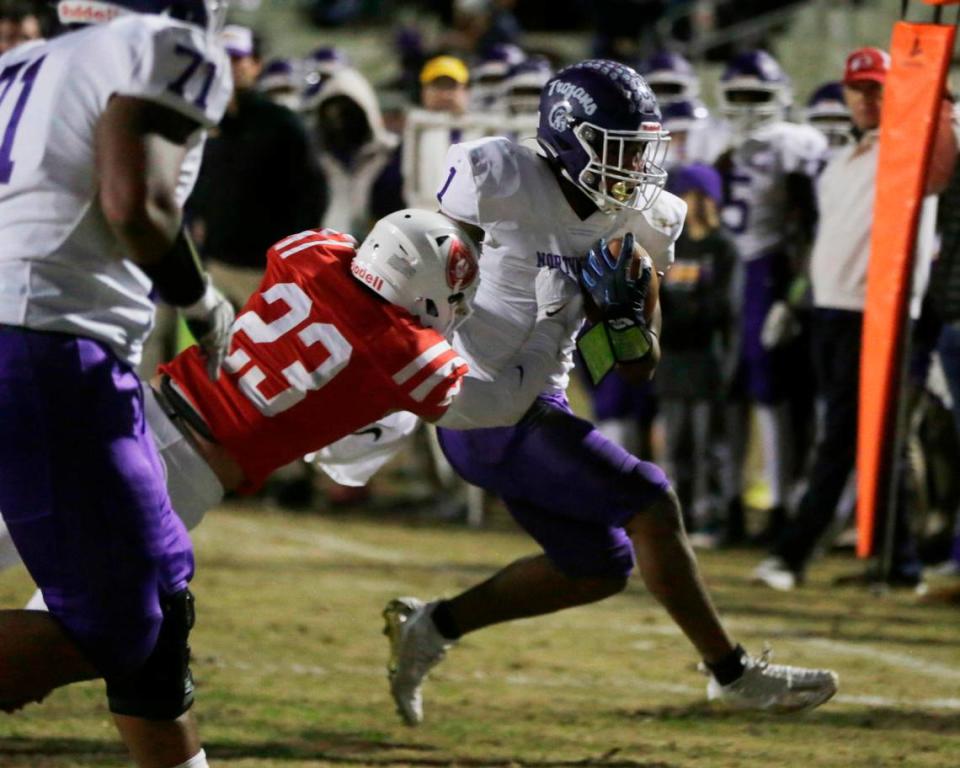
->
[434,270,582,430]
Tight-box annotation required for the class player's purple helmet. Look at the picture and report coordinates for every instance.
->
[537,59,669,213]
[258,57,302,110]
[804,81,852,147]
[302,46,350,107]
[661,98,709,133]
[500,56,553,116]
[57,0,227,31]
[718,50,792,134]
[471,43,527,109]
[639,51,699,105]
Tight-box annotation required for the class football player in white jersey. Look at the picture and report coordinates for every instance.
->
[0,2,231,766]
[382,59,839,726]
[714,50,828,543]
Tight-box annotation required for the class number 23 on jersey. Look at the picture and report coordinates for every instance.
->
[223,282,353,417]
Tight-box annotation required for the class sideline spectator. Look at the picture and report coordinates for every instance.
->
[304,62,404,237]
[657,164,738,544]
[420,55,471,116]
[753,47,958,591]
[188,25,322,308]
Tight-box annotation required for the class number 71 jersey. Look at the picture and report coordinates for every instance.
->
[0,16,230,367]
[159,230,469,494]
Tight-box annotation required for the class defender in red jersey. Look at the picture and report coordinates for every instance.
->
[156,209,583,497]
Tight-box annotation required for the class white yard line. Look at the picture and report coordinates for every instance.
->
[806,638,960,682]
[205,657,960,711]
[215,516,412,563]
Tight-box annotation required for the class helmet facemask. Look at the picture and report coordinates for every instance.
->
[719,82,790,137]
[572,120,670,213]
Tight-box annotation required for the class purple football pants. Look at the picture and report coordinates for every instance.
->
[0,326,194,677]
[736,251,794,404]
[438,392,671,578]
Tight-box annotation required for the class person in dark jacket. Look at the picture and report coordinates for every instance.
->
[656,164,738,543]
[188,25,324,308]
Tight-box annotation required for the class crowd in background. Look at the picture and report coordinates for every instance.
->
[2,0,958,598]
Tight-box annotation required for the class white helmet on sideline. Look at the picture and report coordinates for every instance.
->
[352,210,480,337]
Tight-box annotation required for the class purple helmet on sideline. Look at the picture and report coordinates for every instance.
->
[537,59,669,213]
[661,98,709,133]
[639,51,699,105]
[805,81,852,147]
[57,0,227,30]
[718,50,792,135]
[258,57,302,110]
[302,46,349,107]
[471,43,527,109]
[501,56,553,115]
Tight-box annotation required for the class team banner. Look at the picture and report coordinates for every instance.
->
[857,22,955,558]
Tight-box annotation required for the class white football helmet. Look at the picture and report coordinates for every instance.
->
[352,210,480,338]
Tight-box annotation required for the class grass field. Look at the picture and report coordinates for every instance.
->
[0,500,958,768]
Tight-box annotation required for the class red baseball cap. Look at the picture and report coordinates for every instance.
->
[843,47,891,85]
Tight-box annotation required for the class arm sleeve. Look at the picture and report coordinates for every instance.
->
[780,126,829,178]
[434,316,569,430]
[638,190,687,273]
[116,17,232,129]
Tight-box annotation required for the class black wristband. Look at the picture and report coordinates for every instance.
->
[141,228,207,308]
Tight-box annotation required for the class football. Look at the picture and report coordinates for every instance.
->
[582,236,660,325]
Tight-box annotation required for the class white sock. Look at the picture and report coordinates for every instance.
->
[171,749,208,768]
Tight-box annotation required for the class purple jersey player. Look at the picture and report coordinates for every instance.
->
[0,1,232,766]
[380,59,840,726]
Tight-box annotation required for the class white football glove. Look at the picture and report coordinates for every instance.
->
[534,268,583,335]
[182,276,235,380]
[761,301,801,350]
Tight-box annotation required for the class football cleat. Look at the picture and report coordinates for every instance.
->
[382,597,453,726]
[752,556,799,592]
[703,646,839,713]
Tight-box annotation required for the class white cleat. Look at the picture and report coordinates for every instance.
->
[382,597,453,726]
[752,557,798,592]
[704,646,839,713]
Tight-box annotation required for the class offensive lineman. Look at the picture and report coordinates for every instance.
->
[381,59,839,726]
[0,2,232,766]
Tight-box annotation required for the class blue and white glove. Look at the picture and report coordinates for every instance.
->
[578,233,654,363]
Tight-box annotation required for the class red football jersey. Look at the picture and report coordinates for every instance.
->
[160,229,468,493]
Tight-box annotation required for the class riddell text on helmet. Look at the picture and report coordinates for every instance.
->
[351,261,385,292]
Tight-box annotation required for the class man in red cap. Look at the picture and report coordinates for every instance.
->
[753,46,958,591]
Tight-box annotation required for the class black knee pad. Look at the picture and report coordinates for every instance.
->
[106,589,195,720]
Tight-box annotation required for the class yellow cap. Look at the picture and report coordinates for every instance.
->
[420,56,470,86]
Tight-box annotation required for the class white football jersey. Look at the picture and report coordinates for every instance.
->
[0,16,230,366]
[720,121,827,261]
[438,137,686,390]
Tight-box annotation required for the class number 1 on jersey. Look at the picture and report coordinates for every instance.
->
[0,56,46,185]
